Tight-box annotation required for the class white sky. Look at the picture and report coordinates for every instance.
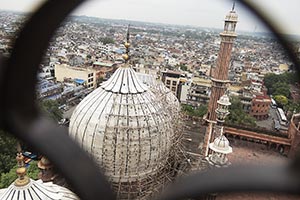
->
[0,0,299,35]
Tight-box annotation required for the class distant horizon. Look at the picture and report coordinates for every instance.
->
[2,8,300,39]
[0,0,299,35]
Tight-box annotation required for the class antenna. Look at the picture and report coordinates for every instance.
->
[126,24,130,44]
[232,1,236,11]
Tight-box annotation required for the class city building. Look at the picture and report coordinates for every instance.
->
[55,63,97,89]
[37,79,64,100]
[186,78,211,106]
[249,95,271,120]
[161,70,187,99]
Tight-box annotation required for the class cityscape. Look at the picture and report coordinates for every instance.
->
[0,2,300,200]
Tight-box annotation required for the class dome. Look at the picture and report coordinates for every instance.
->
[0,179,78,200]
[136,72,180,112]
[217,94,231,106]
[69,66,176,183]
[209,134,232,154]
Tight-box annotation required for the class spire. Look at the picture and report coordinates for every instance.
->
[16,142,23,167]
[14,143,30,186]
[232,1,236,11]
[123,24,131,63]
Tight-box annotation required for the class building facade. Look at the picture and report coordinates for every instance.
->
[161,70,187,100]
[249,95,271,120]
[288,113,300,158]
[55,63,97,89]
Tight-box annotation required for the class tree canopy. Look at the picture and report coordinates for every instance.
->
[226,96,256,127]
[39,99,63,122]
[264,72,299,97]
[0,161,39,189]
[181,104,207,118]
[0,130,17,175]
[99,37,115,45]
[274,95,288,108]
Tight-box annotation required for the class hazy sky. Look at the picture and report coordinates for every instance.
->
[0,0,299,35]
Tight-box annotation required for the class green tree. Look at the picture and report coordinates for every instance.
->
[0,161,39,188]
[226,96,256,127]
[0,165,17,188]
[274,95,288,108]
[181,104,207,118]
[273,82,290,97]
[100,37,114,45]
[177,64,187,71]
[181,104,194,113]
[264,72,299,96]
[26,161,39,180]
[0,130,17,175]
[286,101,300,113]
[194,104,208,117]
[39,100,63,121]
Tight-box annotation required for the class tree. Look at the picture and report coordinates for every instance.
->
[194,104,208,117]
[0,130,17,175]
[177,64,187,71]
[39,99,63,121]
[226,96,256,127]
[264,72,299,96]
[273,82,290,97]
[0,165,17,188]
[274,95,288,108]
[100,37,114,45]
[26,161,39,180]
[181,104,194,114]
[0,161,39,189]
[181,104,207,118]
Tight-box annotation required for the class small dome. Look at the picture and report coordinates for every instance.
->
[38,156,53,169]
[209,134,232,154]
[0,179,78,200]
[217,94,231,106]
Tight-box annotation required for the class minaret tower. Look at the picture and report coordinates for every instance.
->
[203,4,238,157]
[207,3,238,122]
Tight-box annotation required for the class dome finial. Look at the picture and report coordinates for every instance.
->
[122,24,131,63]
[14,142,30,186]
[232,1,236,11]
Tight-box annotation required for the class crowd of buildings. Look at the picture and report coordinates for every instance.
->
[0,11,295,118]
[0,5,300,199]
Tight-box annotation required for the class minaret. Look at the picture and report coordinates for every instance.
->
[207,94,232,167]
[203,4,238,157]
[207,4,238,122]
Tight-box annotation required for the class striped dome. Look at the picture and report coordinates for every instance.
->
[69,66,176,182]
[0,179,78,200]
